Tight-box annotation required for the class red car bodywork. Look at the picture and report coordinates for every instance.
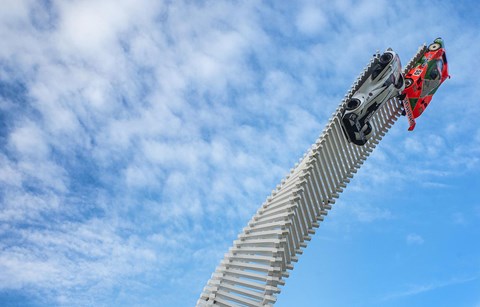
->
[402,38,450,131]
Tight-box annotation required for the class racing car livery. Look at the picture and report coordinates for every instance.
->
[341,50,404,145]
[401,37,450,131]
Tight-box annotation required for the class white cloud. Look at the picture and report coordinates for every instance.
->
[0,218,169,305]
[296,5,328,36]
[383,275,478,301]
[349,203,393,223]
[1,0,479,306]
[0,154,23,188]
[406,233,424,245]
[9,121,49,158]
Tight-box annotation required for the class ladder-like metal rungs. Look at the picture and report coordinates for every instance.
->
[197,44,428,307]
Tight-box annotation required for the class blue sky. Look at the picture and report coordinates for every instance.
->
[0,0,479,306]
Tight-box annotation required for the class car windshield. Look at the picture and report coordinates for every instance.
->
[428,60,441,80]
[436,60,443,76]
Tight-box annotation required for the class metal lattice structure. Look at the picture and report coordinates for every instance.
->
[197,44,428,307]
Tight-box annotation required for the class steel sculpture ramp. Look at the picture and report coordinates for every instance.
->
[197,44,428,307]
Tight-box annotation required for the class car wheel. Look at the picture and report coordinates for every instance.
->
[364,122,373,140]
[395,74,404,89]
[346,98,361,110]
[379,52,393,65]
[428,42,441,51]
[405,78,413,88]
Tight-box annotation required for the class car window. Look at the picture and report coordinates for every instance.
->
[429,68,438,80]
[429,62,440,80]
[436,60,443,76]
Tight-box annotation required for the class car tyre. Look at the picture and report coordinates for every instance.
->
[405,78,413,88]
[428,42,441,51]
[379,52,393,65]
[364,122,373,140]
[346,98,361,110]
[395,74,404,89]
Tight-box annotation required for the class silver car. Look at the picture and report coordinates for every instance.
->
[341,50,404,145]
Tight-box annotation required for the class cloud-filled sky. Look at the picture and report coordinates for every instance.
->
[1,0,479,306]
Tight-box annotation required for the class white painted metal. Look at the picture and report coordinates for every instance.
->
[197,45,428,307]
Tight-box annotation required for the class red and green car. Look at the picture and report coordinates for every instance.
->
[402,38,450,131]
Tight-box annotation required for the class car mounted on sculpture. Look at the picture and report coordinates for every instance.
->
[341,50,404,146]
[401,37,450,131]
